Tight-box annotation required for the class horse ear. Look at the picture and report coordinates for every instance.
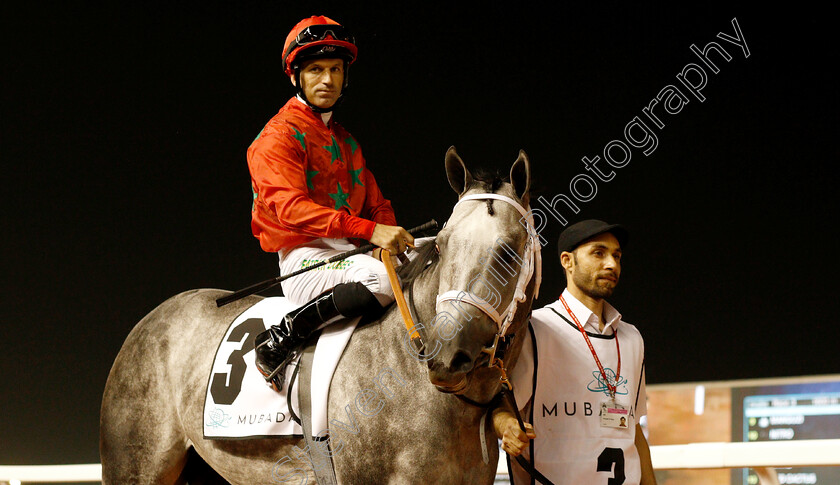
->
[510,149,531,203]
[445,146,473,195]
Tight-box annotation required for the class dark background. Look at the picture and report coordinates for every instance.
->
[2,1,837,466]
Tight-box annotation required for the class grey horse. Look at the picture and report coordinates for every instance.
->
[100,147,539,484]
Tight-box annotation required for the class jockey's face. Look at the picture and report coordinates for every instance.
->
[562,232,622,300]
[295,58,344,109]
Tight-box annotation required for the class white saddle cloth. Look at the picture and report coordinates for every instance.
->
[203,297,359,439]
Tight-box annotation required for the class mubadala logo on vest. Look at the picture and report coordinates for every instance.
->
[542,367,636,419]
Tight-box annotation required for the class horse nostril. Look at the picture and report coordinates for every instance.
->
[450,351,473,373]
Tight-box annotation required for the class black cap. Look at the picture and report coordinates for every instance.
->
[557,219,629,257]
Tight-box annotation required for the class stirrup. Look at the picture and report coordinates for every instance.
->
[257,350,299,392]
[254,330,301,392]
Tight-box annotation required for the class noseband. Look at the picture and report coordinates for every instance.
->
[435,193,542,363]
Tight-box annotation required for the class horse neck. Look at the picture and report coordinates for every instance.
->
[409,260,441,333]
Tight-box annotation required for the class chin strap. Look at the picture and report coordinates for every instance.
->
[296,93,344,114]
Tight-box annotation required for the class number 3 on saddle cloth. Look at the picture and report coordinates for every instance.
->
[203,297,360,439]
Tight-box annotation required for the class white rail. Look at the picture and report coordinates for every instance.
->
[0,464,101,483]
[650,438,840,469]
[3,440,840,483]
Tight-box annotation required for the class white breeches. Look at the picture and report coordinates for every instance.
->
[278,238,394,307]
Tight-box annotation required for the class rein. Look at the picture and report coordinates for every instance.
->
[502,385,556,485]
[434,193,553,485]
[382,193,551,484]
[379,249,425,354]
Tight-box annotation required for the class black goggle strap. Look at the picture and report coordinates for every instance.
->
[284,25,354,67]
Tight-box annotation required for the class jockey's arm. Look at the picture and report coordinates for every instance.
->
[492,399,536,456]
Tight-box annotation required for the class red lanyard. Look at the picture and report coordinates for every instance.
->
[559,295,621,397]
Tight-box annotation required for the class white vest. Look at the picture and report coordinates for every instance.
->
[509,297,648,485]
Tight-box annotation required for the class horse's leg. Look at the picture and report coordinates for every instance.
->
[177,448,230,484]
[101,289,321,483]
[168,290,317,484]
[100,294,197,484]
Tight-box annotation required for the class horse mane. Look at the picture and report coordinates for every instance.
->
[469,169,508,215]
[470,169,507,193]
[397,169,511,286]
[397,239,439,286]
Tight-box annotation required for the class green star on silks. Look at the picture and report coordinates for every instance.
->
[329,183,352,210]
[344,136,358,154]
[293,128,306,150]
[349,166,364,187]
[305,169,319,190]
[253,126,266,142]
[322,135,343,164]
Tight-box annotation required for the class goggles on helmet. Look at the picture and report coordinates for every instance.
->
[295,24,354,45]
[284,24,355,60]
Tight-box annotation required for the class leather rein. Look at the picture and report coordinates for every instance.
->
[379,193,555,485]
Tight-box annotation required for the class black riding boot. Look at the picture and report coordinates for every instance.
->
[254,282,383,391]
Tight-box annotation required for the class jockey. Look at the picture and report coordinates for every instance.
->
[247,15,413,391]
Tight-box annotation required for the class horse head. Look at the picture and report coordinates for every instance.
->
[406,146,541,403]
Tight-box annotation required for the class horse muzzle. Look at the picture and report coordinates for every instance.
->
[427,348,476,392]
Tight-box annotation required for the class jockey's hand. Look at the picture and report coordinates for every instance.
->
[372,248,401,267]
[370,224,414,254]
[497,413,536,457]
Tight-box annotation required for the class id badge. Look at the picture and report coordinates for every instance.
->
[600,400,629,428]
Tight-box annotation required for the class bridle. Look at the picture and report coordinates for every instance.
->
[435,193,542,368]
[417,192,555,485]
[393,192,541,407]
[383,192,542,371]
